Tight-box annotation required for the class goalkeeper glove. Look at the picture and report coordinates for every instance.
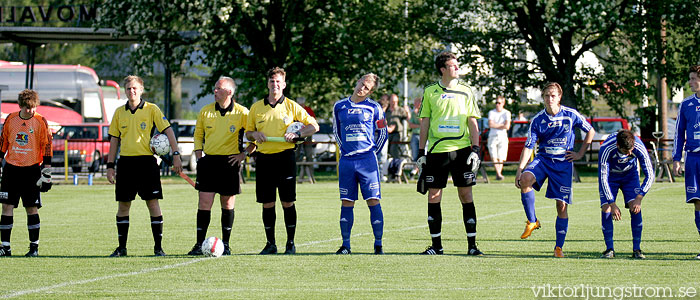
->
[467,145,481,173]
[416,149,426,171]
[36,168,52,192]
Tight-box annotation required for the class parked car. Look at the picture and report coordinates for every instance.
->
[171,119,197,171]
[52,123,110,173]
[481,119,529,162]
[587,117,630,151]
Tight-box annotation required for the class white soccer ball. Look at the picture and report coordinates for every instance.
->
[201,236,224,257]
[150,133,171,156]
[286,122,305,144]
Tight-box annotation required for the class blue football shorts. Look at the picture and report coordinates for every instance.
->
[522,156,573,204]
[684,152,700,203]
[599,170,641,207]
[338,152,381,202]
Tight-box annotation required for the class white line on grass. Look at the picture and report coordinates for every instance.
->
[1,258,209,299]
[1,199,598,298]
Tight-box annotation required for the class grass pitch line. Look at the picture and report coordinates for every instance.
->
[1,257,210,299]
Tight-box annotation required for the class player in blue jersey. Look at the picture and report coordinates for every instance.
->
[514,82,595,258]
[673,64,700,260]
[332,73,387,255]
[598,130,653,259]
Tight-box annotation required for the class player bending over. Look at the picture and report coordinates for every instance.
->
[598,130,653,259]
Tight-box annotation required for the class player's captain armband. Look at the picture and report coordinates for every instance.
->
[375,119,386,129]
[694,132,700,140]
[437,125,460,133]
[545,147,566,155]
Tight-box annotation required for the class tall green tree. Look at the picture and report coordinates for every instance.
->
[197,0,420,117]
[413,0,700,116]
[96,1,203,118]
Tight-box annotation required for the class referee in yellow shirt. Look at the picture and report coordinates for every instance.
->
[187,77,255,256]
[246,67,319,255]
[106,75,182,257]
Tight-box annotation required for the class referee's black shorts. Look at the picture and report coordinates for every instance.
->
[0,163,42,208]
[115,155,163,202]
[254,149,296,203]
[195,155,241,196]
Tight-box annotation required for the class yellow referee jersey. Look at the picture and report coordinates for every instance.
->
[108,100,171,156]
[246,96,317,154]
[194,101,249,155]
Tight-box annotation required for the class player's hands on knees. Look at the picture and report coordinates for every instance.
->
[610,203,622,221]
[171,155,183,174]
[673,161,682,176]
[106,168,116,184]
[515,169,523,188]
[629,195,642,215]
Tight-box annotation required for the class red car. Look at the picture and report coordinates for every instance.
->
[481,119,529,162]
[52,123,111,172]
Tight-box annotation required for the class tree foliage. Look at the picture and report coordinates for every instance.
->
[413,0,700,117]
[96,0,429,119]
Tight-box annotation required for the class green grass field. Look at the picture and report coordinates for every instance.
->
[2,178,700,299]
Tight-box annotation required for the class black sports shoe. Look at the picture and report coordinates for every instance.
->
[154,248,166,257]
[259,242,277,255]
[222,244,231,256]
[188,243,203,255]
[25,244,38,257]
[467,247,483,256]
[336,246,351,254]
[284,241,296,254]
[600,248,615,259]
[0,246,11,257]
[632,249,646,259]
[374,245,384,255]
[420,246,443,255]
[109,247,127,257]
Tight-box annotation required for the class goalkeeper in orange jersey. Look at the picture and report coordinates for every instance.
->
[0,89,53,257]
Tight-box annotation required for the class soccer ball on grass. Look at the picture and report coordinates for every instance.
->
[201,236,224,257]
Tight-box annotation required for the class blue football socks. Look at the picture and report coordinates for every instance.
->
[339,206,354,249]
[695,210,700,236]
[630,210,643,251]
[602,211,614,250]
[521,190,537,223]
[368,203,384,247]
[555,217,568,248]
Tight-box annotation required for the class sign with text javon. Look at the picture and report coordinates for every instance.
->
[0,4,97,24]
